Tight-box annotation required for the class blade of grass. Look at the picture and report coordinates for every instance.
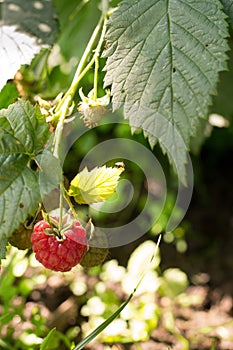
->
[73,290,134,350]
[73,235,161,350]
[40,328,57,350]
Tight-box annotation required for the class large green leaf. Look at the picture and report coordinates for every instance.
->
[104,0,229,181]
[0,0,58,91]
[0,100,61,238]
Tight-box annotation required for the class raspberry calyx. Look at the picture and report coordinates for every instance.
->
[31,219,87,272]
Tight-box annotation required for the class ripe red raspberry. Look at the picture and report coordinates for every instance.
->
[31,220,87,272]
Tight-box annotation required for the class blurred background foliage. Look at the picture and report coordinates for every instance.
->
[1,0,233,269]
[1,0,233,349]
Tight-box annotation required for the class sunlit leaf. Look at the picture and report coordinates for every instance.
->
[0,26,40,92]
[104,0,229,183]
[0,0,58,91]
[69,165,124,204]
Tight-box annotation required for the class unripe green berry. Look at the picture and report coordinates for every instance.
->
[9,224,33,250]
[80,231,109,268]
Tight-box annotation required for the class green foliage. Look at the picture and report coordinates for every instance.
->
[0,250,74,349]
[159,268,189,298]
[39,328,57,350]
[0,234,7,260]
[211,36,233,121]
[0,100,62,239]
[104,0,229,182]
[221,0,233,27]
[0,0,57,91]
[0,251,44,349]
[54,0,101,61]
[79,241,191,345]
[3,0,57,45]
[0,83,19,109]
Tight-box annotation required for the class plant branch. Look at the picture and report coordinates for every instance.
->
[50,10,108,224]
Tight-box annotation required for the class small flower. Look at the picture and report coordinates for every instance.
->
[78,88,110,128]
[35,93,74,123]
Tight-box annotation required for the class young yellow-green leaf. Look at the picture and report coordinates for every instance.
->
[69,165,124,204]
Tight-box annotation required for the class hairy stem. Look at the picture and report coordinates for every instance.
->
[51,11,108,223]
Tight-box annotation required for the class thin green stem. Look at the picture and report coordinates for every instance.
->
[93,15,108,100]
[62,184,79,221]
[55,15,105,115]
[93,54,99,101]
[68,14,104,98]
[50,11,108,223]
[53,14,108,158]
[53,95,71,158]
[58,186,64,232]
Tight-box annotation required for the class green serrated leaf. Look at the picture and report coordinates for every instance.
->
[36,150,62,198]
[221,0,233,27]
[104,0,229,182]
[0,100,49,154]
[0,82,19,109]
[0,164,41,237]
[0,100,60,239]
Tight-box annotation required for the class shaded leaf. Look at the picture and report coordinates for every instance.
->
[221,0,233,27]
[104,0,229,182]
[36,150,63,198]
[0,234,7,260]
[0,161,41,237]
[0,100,61,239]
[210,36,233,121]
[0,82,19,109]
[69,165,124,204]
